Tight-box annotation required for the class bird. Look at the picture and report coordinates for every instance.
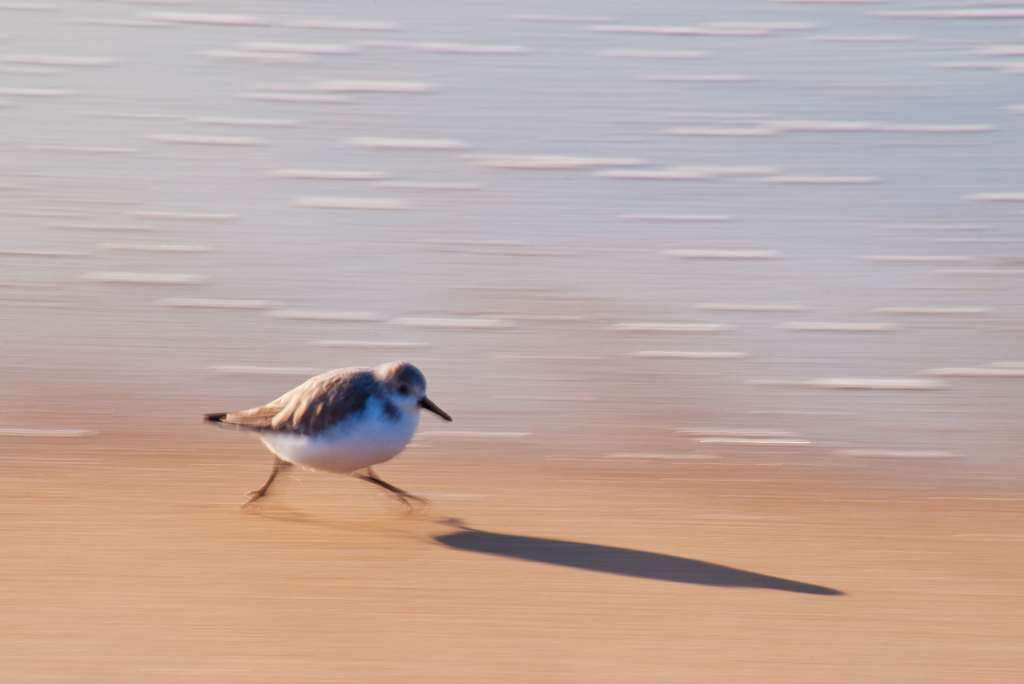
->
[204,361,452,508]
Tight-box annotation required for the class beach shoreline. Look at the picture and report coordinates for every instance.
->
[2,436,1021,682]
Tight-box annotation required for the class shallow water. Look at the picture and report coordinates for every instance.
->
[1,0,1022,475]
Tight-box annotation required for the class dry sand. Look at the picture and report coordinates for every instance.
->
[1,431,1022,683]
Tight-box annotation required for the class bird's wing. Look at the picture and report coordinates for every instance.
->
[206,367,376,436]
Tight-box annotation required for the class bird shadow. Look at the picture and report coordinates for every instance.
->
[435,523,843,596]
[241,505,843,596]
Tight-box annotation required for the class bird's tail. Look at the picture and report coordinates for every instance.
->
[204,412,228,424]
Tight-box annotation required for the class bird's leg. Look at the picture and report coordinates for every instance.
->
[242,456,292,507]
[353,467,427,510]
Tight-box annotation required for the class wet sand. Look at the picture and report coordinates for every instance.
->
[2,433,1022,683]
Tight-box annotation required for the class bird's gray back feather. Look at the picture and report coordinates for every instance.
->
[213,367,384,436]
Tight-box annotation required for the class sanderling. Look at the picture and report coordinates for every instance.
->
[205,361,452,508]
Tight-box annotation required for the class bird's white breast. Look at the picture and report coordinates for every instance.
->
[258,396,420,475]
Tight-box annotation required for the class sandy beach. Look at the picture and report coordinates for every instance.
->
[3,1,1024,680]
[2,428,1022,683]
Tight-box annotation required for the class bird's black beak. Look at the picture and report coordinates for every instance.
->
[419,396,452,422]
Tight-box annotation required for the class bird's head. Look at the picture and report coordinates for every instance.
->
[373,361,452,421]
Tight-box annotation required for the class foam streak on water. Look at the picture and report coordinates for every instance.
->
[924,367,1024,378]
[239,42,358,55]
[666,126,776,137]
[664,250,785,260]
[763,175,879,184]
[803,378,946,390]
[101,244,212,252]
[468,154,643,169]
[878,9,1024,19]
[391,317,512,329]
[696,303,807,312]
[631,351,749,359]
[128,212,234,221]
[159,298,276,309]
[0,54,116,66]
[348,137,466,150]
[399,43,528,55]
[777,322,898,332]
[192,117,299,127]
[622,213,734,222]
[589,25,769,36]
[599,165,777,180]
[82,272,209,285]
[145,134,268,146]
[283,19,397,31]
[862,255,973,263]
[291,197,411,210]
[268,169,389,180]
[612,323,732,332]
[313,80,436,93]
[512,14,615,22]
[240,92,348,103]
[873,307,991,315]
[0,87,73,96]
[144,12,272,26]
[600,49,708,59]
[267,310,382,321]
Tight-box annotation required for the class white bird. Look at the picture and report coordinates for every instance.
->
[205,361,451,508]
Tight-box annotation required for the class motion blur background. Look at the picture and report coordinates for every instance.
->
[2,0,1023,474]
[2,1,1023,681]
[2,0,1024,473]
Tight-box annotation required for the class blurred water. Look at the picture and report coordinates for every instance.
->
[1,0,1023,474]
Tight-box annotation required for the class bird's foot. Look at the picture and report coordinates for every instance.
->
[398,494,430,517]
[241,489,267,509]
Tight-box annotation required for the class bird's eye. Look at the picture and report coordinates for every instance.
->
[399,385,410,395]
